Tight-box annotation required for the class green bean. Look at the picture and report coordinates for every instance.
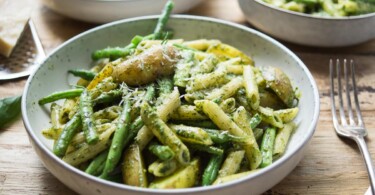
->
[106,173,123,183]
[131,35,146,46]
[68,69,97,81]
[79,89,99,144]
[188,144,223,155]
[122,85,156,148]
[202,153,225,186]
[148,141,175,161]
[93,89,122,104]
[96,162,105,176]
[91,31,176,61]
[156,78,173,106]
[123,117,143,147]
[98,35,143,60]
[132,117,144,131]
[144,83,156,103]
[153,0,174,40]
[121,119,143,149]
[203,129,248,144]
[260,127,276,168]
[253,128,264,141]
[53,113,82,157]
[134,88,181,150]
[85,149,109,176]
[250,113,262,129]
[356,1,375,15]
[92,34,151,61]
[92,45,134,61]
[157,77,174,97]
[100,97,132,179]
[38,88,83,105]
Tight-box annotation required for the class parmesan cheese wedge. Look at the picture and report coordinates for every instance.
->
[0,0,34,57]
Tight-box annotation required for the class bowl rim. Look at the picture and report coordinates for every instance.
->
[22,14,320,194]
[50,0,202,3]
[249,0,375,20]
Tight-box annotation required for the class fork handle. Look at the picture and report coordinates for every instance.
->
[354,135,375,194]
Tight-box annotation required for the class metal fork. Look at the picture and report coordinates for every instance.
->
[330,59,375,194]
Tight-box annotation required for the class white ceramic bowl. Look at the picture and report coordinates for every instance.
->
[238,0,375,47]
[22,15,319,195]
[40,0,203,23]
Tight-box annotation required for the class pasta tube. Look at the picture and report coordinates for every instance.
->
[170,105,208,121]
[273,122,296,158]
[274,107,299,123]
[62,125,115,166]
[148,159,178,177]
[196,100,261,170]
[141,102,190,165]
[205,77,243,101]
[169,124,213,146]
[218,150,245,178]
[134,87,180,150]
[149,158,200,189]
[243,66,260,110]
[122,144,148,187]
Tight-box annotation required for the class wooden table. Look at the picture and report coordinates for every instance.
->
[1,0,375,194]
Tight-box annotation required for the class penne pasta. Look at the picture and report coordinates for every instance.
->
[40,9,299,187]
[243,66,260,110]
[205,77,243,101]
[197,100,262,170]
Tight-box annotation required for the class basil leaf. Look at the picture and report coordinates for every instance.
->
[0,95,22,128]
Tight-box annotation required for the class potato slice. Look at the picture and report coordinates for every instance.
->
[112,44,179,86]
[261,66,296,108]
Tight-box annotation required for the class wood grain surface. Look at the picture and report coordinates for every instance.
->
[1,0,375,194]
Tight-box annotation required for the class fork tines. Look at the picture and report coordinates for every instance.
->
[330,59,364,129]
